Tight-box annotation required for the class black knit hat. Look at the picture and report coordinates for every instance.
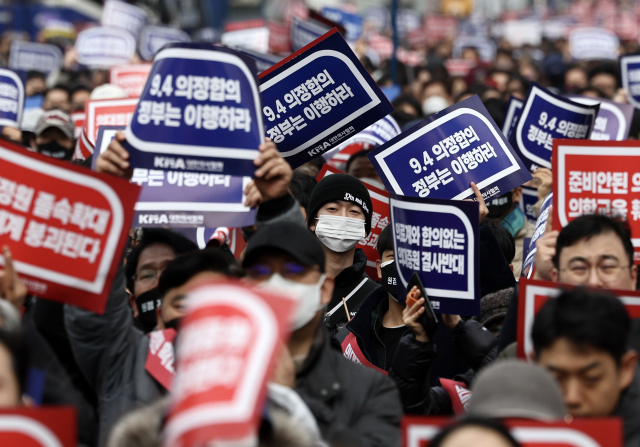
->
[306,174,373,235]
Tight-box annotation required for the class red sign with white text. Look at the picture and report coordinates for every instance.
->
[0,407,76,447]
[402,416,622,447]
[317,165,390,279]
[70,112,85,140]
[110,64,152,98]
[516,278,640,360]
[164,281,295,447]
[0,140,140,313]
[553,139,640,263]
[84,97,139,146]
[145,328,176,391]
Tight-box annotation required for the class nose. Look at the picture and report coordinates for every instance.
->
[586,266,605,289]
[563,379,583,413]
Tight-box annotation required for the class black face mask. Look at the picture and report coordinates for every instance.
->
[486,192,513,219]
[164,316,183,331]
[37,141,72,160]
[380,260,398,301]
[135,288,161,333]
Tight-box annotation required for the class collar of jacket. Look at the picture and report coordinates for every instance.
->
[614,367,640,444]
[296,325,344,403]
[334,248,369,288]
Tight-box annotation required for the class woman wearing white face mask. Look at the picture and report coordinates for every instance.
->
[306,174,379,333]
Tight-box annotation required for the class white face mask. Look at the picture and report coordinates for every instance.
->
[259,273,326,331]
[314,215,366,253]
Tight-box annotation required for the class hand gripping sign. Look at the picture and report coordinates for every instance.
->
[370,95,531,204]
[552,140,640,263]
[76,27,137,68]
[138,26,192,62]
[125,43,265,178]
[509,83,598,171]
[9,41,63,75]
[110,64,152,97]
[0,407,77,447]
[517,278,640,361]
[567,95,634,141]
[402,416,623,447]
[390,195,480,316]
[502,96,523,138]
[620,54,640,109]
[163,281,295,447]
[0,139,140,313]
[0,69,23,129]
[258,28,393,170]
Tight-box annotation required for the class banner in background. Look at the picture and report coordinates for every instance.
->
[569,27,619,61]
[8,41,62,75]
[567,95,633,141]
[139,26,191,62]
[502,96,523,138]
[237,48,282,74]
[0,68,23,128]
[320,7,363,42]
[101,0,148,37]
[620,54,640,109]
[76,27,136,68]
[84,97,138,146]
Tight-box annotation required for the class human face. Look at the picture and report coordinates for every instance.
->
[423,82,450,104]
[553,232,637,290]
[160,271,227,326]
[347,157,382,185]
[440,426,514,447]
[565,68,588,92]
[0,344,20,407]
[537,338,636,417]
[71,89,91,112]
[590,73,617,99]
[42,89,70,113]
[35,127,73,151]
[133,243,177,298]
[376,249,394,280]
[309,200,365,231]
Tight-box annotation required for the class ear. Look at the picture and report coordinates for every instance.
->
[128,294,139,318]
[512,186,523,203]
[155,306,164,330]
[551,267,559,283]
[320,276,334,306]
[631,264,638,286]
[376,259,382,280]
[619,350,638,391]
[528,350,537,362]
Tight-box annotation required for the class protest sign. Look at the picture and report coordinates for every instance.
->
[0,139,140,314]
[0,68,23,128]
[552,139,640,263]
[502,96,523,138]
[443,59,475,77]
[567,95,633,141]
[390,194,480,316]
[76,27,137,68]
[110,64,152,98]
[8,41,62,75]
[452,36,496,63]
[519,185,539,225]
[259,28,393,169]
[71,112,85,140]
[101,0,148,37]
[620,55,640,109]
[522,192,552,277]
[0,407,76,447]
[163,281,295,447]
[290,16,332,52]
[125,43,264,178]
[268,21,291,54]
[369,95,531,203]
[317,164,389,280]
[84,97,138,146]
[509,83,598,171]
[222,26,270,54]
[320,7,363,42]
[517,278,640,360]
[402,416,622,447]
[237,48,281,74]
[424,15,457,43]
[569,27,619,61]
[145,328,176,391]
[139,26,192,62]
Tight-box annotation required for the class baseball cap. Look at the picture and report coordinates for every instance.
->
[34,109,74,139]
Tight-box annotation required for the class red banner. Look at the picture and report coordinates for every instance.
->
[110,64,152,98]
[516,278,640,360]
[83,97,139,146]
[0,407,76,446]
[402,416,622,447]
[163,280,295,447]
[70,112,85,140]
[438,379,471,415]
[0,140,140,313]
[552,139,640,263]
[145,328,177,391]
[317,165,390,279]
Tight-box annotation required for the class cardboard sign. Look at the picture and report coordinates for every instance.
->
[509,83,598,171]
[8,41,62,75]
[552,140,640,263]
[321,7,363,42]
[517,278,640,360]
[390,194,480,316]
[620,55,640,109]
[0,407,77,447]
[125,43,264,178]
[290,16,331,52]
[569,27,619,61]
[110,64,152,98]
[502,96,523,138]
[0,69,23,128]
[145,328,176,391]
[259,28,393,169]
[101,0,148,37]
[84,97,138,146]
[424,15,458,43]
[522,192,552,277]
[76,27,137,68]
[567,95,633,141]
[369,95,531,204]
[402,416,623,447]
[237,48,282,74]
[317,164,389,279]
[139,26,192,62]
[519,185,538,225]
[0,139,140,314]
[163,281,295,447]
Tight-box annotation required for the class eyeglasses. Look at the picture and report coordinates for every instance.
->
[133,268,165,285]
[560,262,630,284]
[246,262,315,280]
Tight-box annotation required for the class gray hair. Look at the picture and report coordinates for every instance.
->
[0,299,21,334]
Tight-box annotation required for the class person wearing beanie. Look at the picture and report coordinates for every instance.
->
[306,173,379,333]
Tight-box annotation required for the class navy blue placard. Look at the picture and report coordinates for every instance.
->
[621,55,640,109]
[522,192,552,276]
[520,185,539,226]
[124,43,264,177]
[9,41,63,75]
[138,25,191,61]
[238,48,282,74]
[390,194,480,316]
[291,16,332,52]
[258,29,393,169]
[0,68,24,128]
[369,95,530,203]
[509,83,598,171]
[567,94,634,141]
[502,96,523,138]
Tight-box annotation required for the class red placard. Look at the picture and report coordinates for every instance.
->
[110,64,152,98]
[0,139,140,314]
[70,112,85,140]
[163,280,295,447]
[0,407,76,447]
[423,15,458,43]
[83,97,139,146]
[516,278,640,360]
[316,164,390,279]
[145,328,177,391]
[402,416,622,447]
[552,139,640,263]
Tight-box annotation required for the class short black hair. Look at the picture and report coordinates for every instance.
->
[289,170,317,210]
[308,155,325,171]
[588,62,619,84]
[70,83,91,97]
[46,84,70,96]
[554,214,634,269]
[430,417,520,447]
[532,288,630,364]
[377,224,393,257]
[157,249,231,298]
[26,70,45,81]
[125,228,198,294]
[345,150,370,173]
[481,219,515,263]
[392,93,423,117]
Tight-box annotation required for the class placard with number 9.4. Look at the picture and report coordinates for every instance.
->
[409,150,435,174]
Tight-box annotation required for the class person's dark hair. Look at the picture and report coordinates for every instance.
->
[554,214,634,269]
[588,62,619,84]
[0,330,27,396]
[125,228,198,294]
[308,155,325,172]
[376,224,393,257]
[423,76,451,96]
[289,170,317,211]
[158,249,231,298]
[392,93,423,117]
[481,219,515,263]
[575,86,607,99]
[46,84,71,97]
[483,97,505,128]
[70,83,91,97]
[429,417,520,447]
[26,70,45,82]
[345,150,370,173]
[532,288,630,364]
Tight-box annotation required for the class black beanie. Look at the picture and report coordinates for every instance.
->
[306,174,373,235]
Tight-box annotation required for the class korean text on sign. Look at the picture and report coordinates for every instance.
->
[395,223,466,275]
